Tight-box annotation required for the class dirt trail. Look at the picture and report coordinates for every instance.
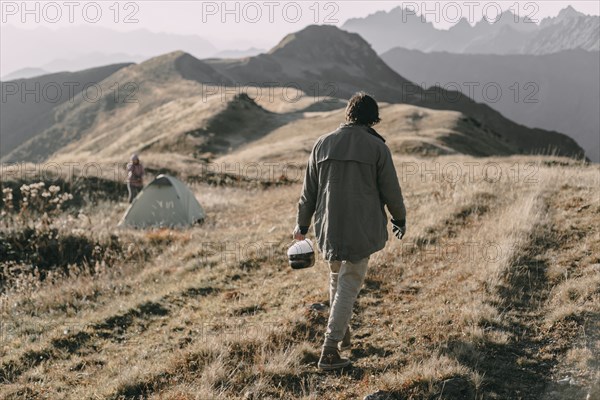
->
[463,190,557,399]
[453,181,599,399]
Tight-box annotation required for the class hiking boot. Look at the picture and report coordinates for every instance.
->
[318,346,351,371]
[338,327,352,352]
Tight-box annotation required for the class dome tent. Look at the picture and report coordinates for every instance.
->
[119,174,205,228]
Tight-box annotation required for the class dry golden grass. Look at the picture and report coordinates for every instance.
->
[33,83,509,178]
[1,155,598,399]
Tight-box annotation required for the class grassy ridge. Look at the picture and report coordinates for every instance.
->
[1,156,598,399]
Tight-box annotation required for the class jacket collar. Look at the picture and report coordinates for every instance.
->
[340,123,386,143]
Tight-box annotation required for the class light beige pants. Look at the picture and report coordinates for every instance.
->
[324,257,369,348]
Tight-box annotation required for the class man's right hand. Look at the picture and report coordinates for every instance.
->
[391,219,406,239]
[293,225,308,241]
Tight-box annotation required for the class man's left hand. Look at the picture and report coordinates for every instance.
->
[391,219,406,239]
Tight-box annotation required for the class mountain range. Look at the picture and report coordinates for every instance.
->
[342,6,599,54]
[381,48,600,162]
[1,25,585,163]
[3,5,598,78]
[1,68,51,81]
[0,25,216,78]
[213,48,266,59]
[206,26,584,157]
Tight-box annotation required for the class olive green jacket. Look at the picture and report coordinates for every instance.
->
[297,123,406,262]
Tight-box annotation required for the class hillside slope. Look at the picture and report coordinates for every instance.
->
[2,52,234,162]
[216,102,515,167]
[381,48,600,162]
[0,63,132,159]
[206,25,585,159]
[49,88,511,168]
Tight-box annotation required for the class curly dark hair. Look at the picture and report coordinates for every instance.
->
[345,92,381,126]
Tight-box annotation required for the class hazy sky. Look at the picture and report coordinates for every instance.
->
[2,1,599,49]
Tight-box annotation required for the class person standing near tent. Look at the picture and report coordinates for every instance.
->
[293,92,406,371]
[126,153,145,203]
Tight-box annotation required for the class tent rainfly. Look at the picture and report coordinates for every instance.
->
[118,174,205,228]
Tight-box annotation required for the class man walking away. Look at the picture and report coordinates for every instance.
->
[293,92,407,371]
[126,153,144,203]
